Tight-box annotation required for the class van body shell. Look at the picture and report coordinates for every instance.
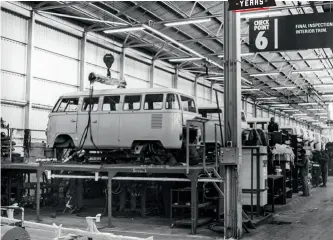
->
[46,88,199,150]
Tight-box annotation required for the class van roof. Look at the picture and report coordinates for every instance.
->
[61,87,192,98]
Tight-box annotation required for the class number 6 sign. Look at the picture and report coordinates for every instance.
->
[255,31,268,50]
[249,18,279,52]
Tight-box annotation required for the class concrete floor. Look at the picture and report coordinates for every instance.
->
[5,177,333,240]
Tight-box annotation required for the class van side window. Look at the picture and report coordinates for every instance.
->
[180,95,196,113]
[165,94,180,110]
[103,96,120,111]
[55,98,79,112]
[82,97,99,112]
[123,95,141,111]
[144,94,163,110]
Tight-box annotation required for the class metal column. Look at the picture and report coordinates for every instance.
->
[36,169,41,222]
[79,31,87,91]
[120,47,126,80]
[150,60,155,88]
[25,11,35,129]
[210,81,214,103]
[107,171,115,228]
[194,75,198,101]
[223,2,243,239]
[174,67,179,89]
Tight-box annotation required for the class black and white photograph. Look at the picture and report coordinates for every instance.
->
[1,1,333,239]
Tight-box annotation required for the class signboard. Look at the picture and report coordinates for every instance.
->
[228,0,276,11]
[249,12,333,52]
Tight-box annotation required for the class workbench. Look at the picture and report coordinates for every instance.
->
[1,162,221,235]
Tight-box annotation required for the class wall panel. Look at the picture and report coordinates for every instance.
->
[35,23,80,59]
[1,39,26,74]
[33,48,79,86]
[1,10,28,43]
[31,78,77,106]
[125,57,149,82]
[30,108,50,131]
[1,71,26,102]
[124,75,149,89]
[178,77,194,95]
[154,68,173,88]
[1,104,24,129]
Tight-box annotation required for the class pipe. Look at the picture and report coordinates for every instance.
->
[50,174,223,182]
[38,11,128,25]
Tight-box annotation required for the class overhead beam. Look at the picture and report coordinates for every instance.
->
[251,57,333,64]
[35,2,86,11]
[25,11,35,129]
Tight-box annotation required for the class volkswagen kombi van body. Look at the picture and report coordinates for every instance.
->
[46,88,200,155]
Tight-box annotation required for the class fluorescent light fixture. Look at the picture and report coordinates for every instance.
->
[271,86,296,90]
[298,103,318,106]
[206,77,223,81]
[313,84,333,88]
[320,116,328,119]
[260,102,281,104]
[164,18,211,27]
[240,10,283,19]
[283,109,300,112]
[279,107,293,110]
[257,97,278,100]
[308,120,319,122]
[104,26,144,34]
[218,53,255,58]
[250,72,280,77]
[322,94,333,97]
[169,57,203,62]
[293,114,307,116]
[271,104,290,107]
[307,108,323,111]
[292,69,327,74]
[242,88,260,92]
[315,113,328,115]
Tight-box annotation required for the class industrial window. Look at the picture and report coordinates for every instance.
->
[123,95,141,111]
[180,95,196,113]
[55,98,79,112]
[165,94,180,110]
[144,94,163,110]
[82,97,99,112]
[102,96,120,111]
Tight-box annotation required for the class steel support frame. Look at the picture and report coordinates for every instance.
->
[25,11,35,129]
[223,3,243,239]
[194,75,198,101]
[2,164,214,235]
[120,47,126,80]
[150,60,155,88]
[174,67,179,89]
[79,31,87,91]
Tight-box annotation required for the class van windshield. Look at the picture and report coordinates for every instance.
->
[54,98,79,112]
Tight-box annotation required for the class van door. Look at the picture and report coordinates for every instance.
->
[179,94,199,125]
[118,94,142,148]
[76,97,100,149]
[48,97,79,146]
[98,95,121,149]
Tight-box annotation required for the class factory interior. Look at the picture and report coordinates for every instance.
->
[1,1,333,240]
